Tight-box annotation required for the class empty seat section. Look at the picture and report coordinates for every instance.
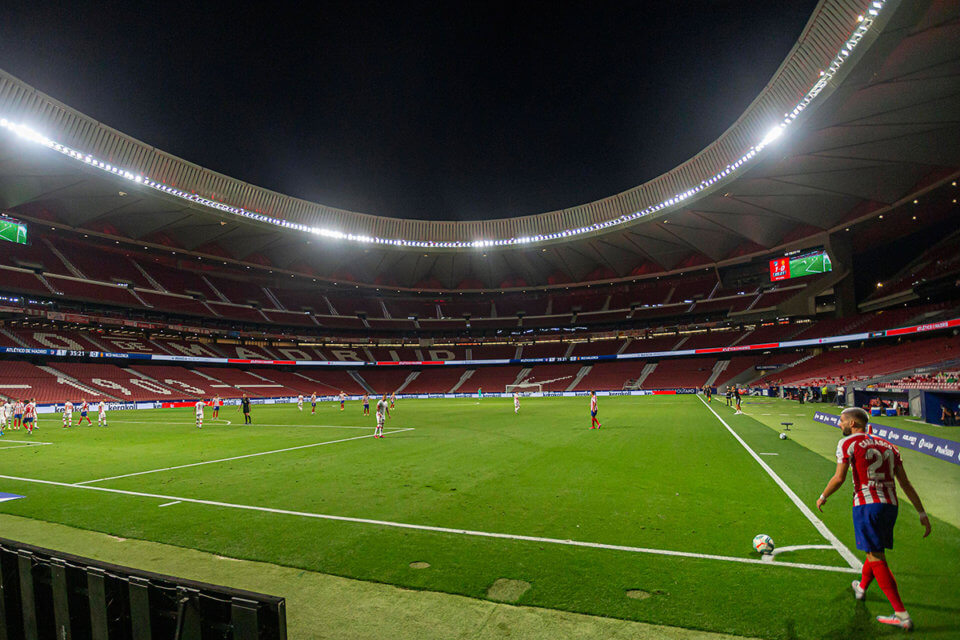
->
[248,369,324,395]
[520,343,568,359]
[47,363,177,401]
[203,275,272,307]
[574,360,647,391]
[470,344,519,360]
[44,275,145,308]
[466,366,523,393]
[0,362,65,403]
[293,370,366,395]
[570,340,624,357]
[136,291,215,317]
[713,356,764,386]
[270,288,326,312]
[622,336,682,353]
[668,277,715,303]
[129,365,222,398]
[401,367,469,393]
[0,267,48,296]
[56,243,150,287]
[641,358,716,389]
[521,364,583,390]
[358,368,414,395]
[193,367,276,397]
[4,241,67,273]
[12,329,106,351]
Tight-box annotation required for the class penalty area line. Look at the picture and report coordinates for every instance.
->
[696,395,861,571]
[0,472,857,574]
[72,428,415,485]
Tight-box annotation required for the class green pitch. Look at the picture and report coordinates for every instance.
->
[0,218,27,244]
[0,395,957,639]
[789,252,832,278]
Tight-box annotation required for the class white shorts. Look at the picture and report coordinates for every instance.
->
[64,413,72,421]
[376,415,385,427]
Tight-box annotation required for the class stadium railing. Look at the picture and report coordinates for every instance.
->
[0,536,286,639]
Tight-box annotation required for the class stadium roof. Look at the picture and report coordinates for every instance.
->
[0,0,958,290]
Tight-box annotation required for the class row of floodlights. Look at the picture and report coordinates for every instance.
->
[0,2,883,250]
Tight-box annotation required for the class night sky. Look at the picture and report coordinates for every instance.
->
[1,1,818,221]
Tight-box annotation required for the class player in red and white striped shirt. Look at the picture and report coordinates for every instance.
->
[22,399,37,433]
[77,399,92,426]
[589,391,601,429]
[817,407,930,631]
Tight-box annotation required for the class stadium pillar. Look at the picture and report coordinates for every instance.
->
[827,233,856,317]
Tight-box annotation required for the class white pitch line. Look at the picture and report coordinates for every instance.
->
[158,501,181,508]
[696,395,861,571]
[0,439,54,445]
[73,428,414,485]
[103,421,377,430]
[758,453,779,456]
[0,444,53,451]
[0,472,857,574]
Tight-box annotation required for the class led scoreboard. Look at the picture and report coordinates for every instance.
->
[769,248,832,282]
[0,213,28,246]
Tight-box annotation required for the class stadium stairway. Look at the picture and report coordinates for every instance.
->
[348,370,375,394]
[448,369,475,393]
[705,360,729,387]
[38,365,120,401]
[394,371,420,394]
[565,366,592,391]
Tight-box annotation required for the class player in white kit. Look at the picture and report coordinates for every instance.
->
[297,395,304,411]
[195,400,205,429]
[97,400,108,427]
[374,395,390,438]
[0,399,6,435]
[514,392,520,414]
[63,400,74,428]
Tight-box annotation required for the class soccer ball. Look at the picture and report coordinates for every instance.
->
[779,433,788,440]
[753,534,775,555]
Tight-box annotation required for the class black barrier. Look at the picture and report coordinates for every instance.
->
[0,537,286,640]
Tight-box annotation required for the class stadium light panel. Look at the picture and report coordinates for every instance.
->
[0,0,886,252]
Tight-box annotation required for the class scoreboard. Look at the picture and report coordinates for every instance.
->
[769,249,832,282]
[0,213,27,246]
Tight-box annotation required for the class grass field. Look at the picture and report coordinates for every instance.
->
[1,395,958,639]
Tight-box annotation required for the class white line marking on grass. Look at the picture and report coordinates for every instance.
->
[759,453,779,456]
[0,439,53,445]
[0,472,858,574]
[0,444,53,451]
[99,421,375,430]
[696,395,861,571]
[158,501,181,507]
[73,428,414,485]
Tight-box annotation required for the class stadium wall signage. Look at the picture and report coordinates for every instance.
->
[814,411,960,466]
[2,316,957,369]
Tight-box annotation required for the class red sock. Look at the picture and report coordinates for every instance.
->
[859,559,875,591]
[872,561,905,612]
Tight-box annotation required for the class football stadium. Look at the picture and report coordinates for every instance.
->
[1,1,959,638]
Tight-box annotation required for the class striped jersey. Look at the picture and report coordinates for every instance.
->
[80,402,89,413]
[836,433,901,506]
[23,402,36,418]
[590,396,598,412]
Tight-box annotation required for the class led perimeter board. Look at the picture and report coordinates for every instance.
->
[0,213,27,245]
[770,248,832,282]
